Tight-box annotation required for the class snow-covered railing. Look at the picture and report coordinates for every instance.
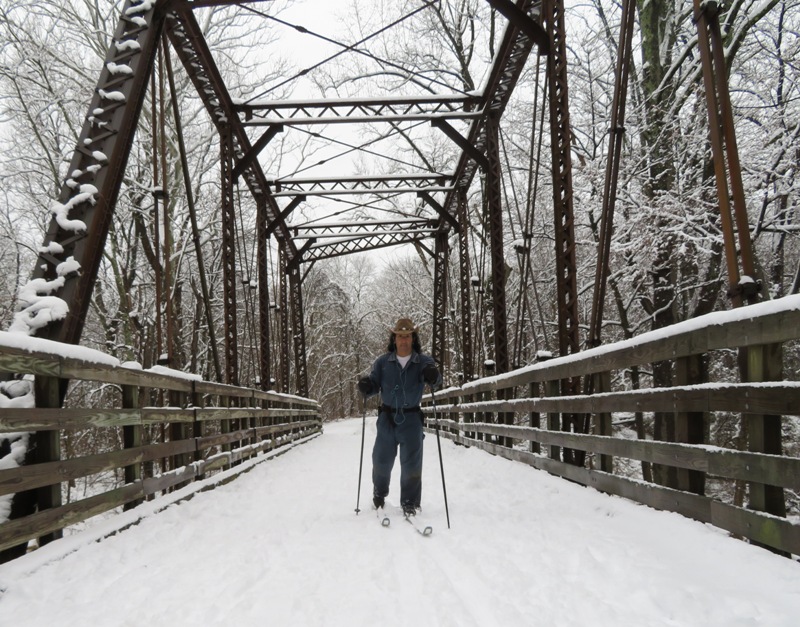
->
[0,335,321,561]
[423,295,800,557]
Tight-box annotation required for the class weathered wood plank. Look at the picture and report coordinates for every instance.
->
[141,408,195,424]
[0,482,144,553]
[437,421,800,489]
[196,429,254,451]
[0,408,143,432]
[436,429,799,554]
[439,384,800,417]
[253,420,318,437]
[710,500,800,556]
[142,466,198,495]
[0,440,196,498]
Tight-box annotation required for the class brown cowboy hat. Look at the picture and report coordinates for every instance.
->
[389,317,419,336]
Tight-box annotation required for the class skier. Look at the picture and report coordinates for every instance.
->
[357,317,441,517]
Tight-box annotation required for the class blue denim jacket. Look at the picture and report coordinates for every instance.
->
[364,351,441,413]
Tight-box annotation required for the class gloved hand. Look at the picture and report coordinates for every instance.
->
[357,376,372,396]
[422,364,439,386]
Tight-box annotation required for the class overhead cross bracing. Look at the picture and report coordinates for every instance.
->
[22,0,552,397]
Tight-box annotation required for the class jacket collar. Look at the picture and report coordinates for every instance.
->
[388,350,420,363]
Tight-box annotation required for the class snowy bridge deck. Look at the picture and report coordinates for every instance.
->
[1,419,798,627]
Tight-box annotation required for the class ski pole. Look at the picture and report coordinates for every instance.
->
[430,388,451,529]
[355,395,367,514]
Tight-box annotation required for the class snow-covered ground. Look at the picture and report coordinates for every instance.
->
[1,418,799,626]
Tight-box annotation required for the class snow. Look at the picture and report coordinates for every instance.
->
[0,418,798,626]
[465,294,800,392]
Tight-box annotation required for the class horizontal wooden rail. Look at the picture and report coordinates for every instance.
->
[0,331,322,561]
[423,296,800,557]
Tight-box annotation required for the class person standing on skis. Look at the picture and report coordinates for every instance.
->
[357,317,441,517]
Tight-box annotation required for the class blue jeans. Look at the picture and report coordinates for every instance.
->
[372,410,424,507]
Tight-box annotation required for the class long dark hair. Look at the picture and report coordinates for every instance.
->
[387,332,422,354]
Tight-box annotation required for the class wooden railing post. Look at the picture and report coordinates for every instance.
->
[592,370,613,472]
[528,380,540,454]
[545,378,560,461]
[122,382,142,511]
[33,375,63,545]
[745,344,786,517]
[674,354,707,495]
[462,390,475,442]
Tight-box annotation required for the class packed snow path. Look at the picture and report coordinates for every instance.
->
[1,419,799,626]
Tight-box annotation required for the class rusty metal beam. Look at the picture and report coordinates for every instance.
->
[484,0,549,50]
[543,0,582,465]
[164,6,298,254]
[278,241,290,394]
[288,264,308,397]
[587,0,636,349]
[256,198,271,391]
[28,0,165,346]
[270,175,451,194]
[544,0,580,363]
[220,127,239,386]
[456,189,475,381]
[301,230,437,264]
[236,94,481,120]
[417,191,460,231]
[694,0,758,306]
[485,114,509,375]
[432,232,450,372]
[441,0,542,217]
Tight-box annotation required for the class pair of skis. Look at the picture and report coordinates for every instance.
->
[375,505,432,536]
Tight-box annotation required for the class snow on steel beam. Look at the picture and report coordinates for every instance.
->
[24,0,164,345]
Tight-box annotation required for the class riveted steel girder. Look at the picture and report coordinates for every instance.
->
[543,0,580,367]
[269,175,452,194]
[296,220,438,262]
[456,189,474,381]
[237,94,481,124]
[164,5,297,255]
[440,0,542,216]
[257,199,272,391]
[432,232,450,371]
[220,128,239,386]
[485,113,509,375]
[278,242,290,394]
[28,0,165,346]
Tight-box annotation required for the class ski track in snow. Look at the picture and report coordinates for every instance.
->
[1,418,799,626]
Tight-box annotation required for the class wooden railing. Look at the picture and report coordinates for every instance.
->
[424,295,800,556]
[0,337,321,557]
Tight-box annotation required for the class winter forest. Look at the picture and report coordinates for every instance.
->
[0,0,799,512]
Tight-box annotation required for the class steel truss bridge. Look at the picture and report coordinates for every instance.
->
[1,0,798,563]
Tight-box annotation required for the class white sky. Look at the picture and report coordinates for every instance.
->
[1,418,798,626]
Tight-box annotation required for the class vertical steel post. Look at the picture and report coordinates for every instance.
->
[456,189,474,382]
[485,113,509,375]
[220,126,239,386]
[543,0,582,462]
[278,240,291,394]
[288,261,309,397]
[257,200,272,391]
[432,230,450,373]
